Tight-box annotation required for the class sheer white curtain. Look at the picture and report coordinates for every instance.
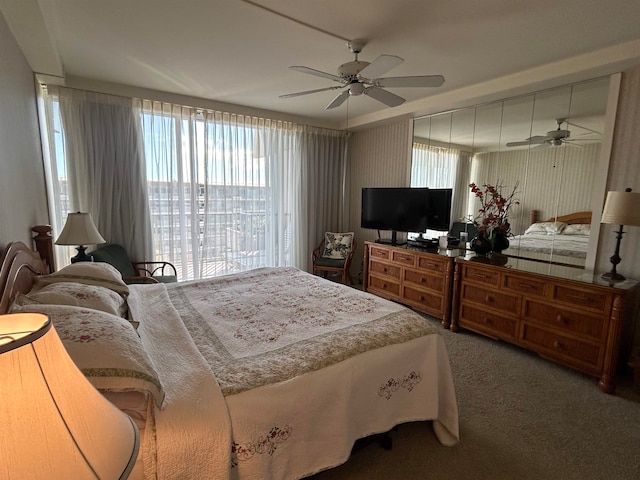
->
[411,142,474,232]
[41,87,348,279]
[135,99,348,279]
[43,86,153,263]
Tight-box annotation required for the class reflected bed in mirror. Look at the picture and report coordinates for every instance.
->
[502,211,592,267]
[411,74,617,271]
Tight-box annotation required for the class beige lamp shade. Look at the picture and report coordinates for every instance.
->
[55,212,106,246]
[0,313,139,479]
[601,190,640,226]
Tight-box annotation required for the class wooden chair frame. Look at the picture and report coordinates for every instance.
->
[312,238,357,285]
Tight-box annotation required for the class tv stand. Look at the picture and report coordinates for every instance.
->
[376,230,405,246]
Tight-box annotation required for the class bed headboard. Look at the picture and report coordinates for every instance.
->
[0,241,49,313]
[530,210,592,225]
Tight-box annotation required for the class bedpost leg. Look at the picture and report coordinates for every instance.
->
[32,225,55,273]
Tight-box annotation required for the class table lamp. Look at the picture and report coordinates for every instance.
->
[0,312,139,479]
[600,187,640,281]
[55,212,106,263]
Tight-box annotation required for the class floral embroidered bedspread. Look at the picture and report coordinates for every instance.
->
[508,233,589,258]
[166,267,438,396]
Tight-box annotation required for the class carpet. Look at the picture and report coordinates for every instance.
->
[308,315,640,479]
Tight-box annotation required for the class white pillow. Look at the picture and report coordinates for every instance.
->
[524,221,567,235]
[562,223,591,236]
[322,232,354,259]
[15,282,128,318]
[9,303,164,407]
[34,262,129,296]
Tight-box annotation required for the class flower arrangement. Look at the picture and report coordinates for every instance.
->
[469,181,520,238]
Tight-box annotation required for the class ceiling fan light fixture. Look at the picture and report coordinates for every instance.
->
[349,82,365,96]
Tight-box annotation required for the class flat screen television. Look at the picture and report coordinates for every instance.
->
[361,187,453,245]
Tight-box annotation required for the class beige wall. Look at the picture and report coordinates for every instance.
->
[347,118,413,281]
[596,65,640,280]
[348,68,640,284]
[0,11,48,248]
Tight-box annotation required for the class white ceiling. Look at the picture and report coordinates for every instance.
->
[2,0,640,131]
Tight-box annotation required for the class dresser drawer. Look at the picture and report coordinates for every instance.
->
[503,273,546,297]
[403,286,443,312]
[369,260,401,279]
[462,264,500,287]
[417,255,446,273]
[459,304,518,340]
[523,299,606,340]
[521,323,602,371]
[368,275,401,296]
[391,250,416,266]
[404,268,444,292]
[552,284,610,314]
[461,283,521,315]
[369,245,391,260]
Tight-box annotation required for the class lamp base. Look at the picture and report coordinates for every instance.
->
[70,245,92,263]
[601,270,626,282]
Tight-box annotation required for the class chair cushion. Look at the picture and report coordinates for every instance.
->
[152,275,178,283]
[314,257,346,268]
[322,232,354,259]
[90,244,137,277]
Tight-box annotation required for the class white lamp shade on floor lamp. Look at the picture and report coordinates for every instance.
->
[0,313,139,479]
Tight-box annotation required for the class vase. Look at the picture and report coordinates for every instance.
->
[490,231,510,253]
[470,231,492,255]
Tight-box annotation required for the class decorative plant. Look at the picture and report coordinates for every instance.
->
[469,181,520,239]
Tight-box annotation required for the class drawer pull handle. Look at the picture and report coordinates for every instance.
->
[420,277,427,283]
[485,295,494,303]
[520,283,537,290]
[382,283,387,288]
[419,295,425,301]
[556,314,567,324]
[553,340,564,350]
[474,274,489,280]
[383,267,387,272]
[483,317,491,324]
[425,263,436,269]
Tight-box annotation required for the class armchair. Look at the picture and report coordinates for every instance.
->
[312,232,356,285]
[89,244,177,284]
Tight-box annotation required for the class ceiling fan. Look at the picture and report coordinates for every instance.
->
[280,39,445,110]
[506,118,600,148]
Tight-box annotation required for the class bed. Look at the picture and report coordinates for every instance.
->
[502,211,592,267]
[0,233,459,480]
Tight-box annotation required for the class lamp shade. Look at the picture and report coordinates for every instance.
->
[0,313,139,479]
[55,212,106,246]
[601,190,640,226]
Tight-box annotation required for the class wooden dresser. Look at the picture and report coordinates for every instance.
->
[362,241,457,327]
[451,255,640,393]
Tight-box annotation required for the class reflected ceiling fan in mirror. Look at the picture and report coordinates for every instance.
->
[506,118,601,149]
[280,39,445,109]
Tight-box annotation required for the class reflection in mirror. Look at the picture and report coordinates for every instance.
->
[411,76,611,268]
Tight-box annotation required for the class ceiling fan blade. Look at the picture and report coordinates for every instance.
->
[280,86,343,99]
[289,66,344,83]
[506,136,548,147]
[364,86,405,107]
[376,75,445,88]
[326,90,350,109]
[358,55,404,80]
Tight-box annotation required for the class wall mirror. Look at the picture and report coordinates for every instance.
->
[411,75,613,269]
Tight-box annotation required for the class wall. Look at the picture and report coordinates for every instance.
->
[347,118,413,281]
[597,65,640,280]
[0,11,48,248]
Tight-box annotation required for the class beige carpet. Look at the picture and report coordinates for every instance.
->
[308,315,640,480]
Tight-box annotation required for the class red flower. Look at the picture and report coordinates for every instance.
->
[469,181,520,236]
